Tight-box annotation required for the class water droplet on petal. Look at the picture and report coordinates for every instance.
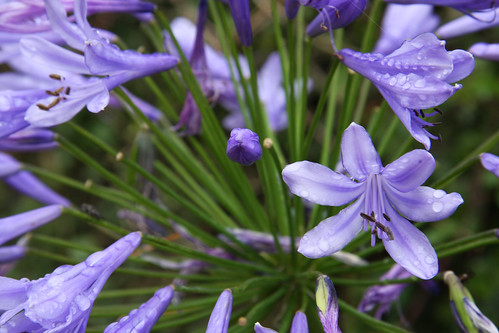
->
[318,240,329,252]
[425,255,435,264]
[389,77,397,86]
[433,189,445,198]
[432,202,443,213]
[414,79,426,88]
[299,190,309,198]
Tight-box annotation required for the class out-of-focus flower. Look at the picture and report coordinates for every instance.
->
[0,128,57,152]
[103,285,174,333]
[0,235,29,276]
[219,0,252,46]
[436,8,499,39]
[283,123,464,279]
[480,153,499,178]
[254,311,308,332]
[374,4,439,55]
[0,153,69,206]
[0,205,63,246]
[468,43,499,61]
[316,275,341,333]
[384,0,497,12]
[206,289,233,333]
[358,264,412,318]
[443,271,499,333]
[339,33,474,149]
[0,232,141,332]
[226,128,262,166]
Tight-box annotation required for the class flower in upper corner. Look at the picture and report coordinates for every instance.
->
[254,311,308,333]
[374,4,440,55]
[383,0,497,12]
[282,122,464,279]
[339,33,474,149]
[104,285,174,333]
[443,271,499,333]
[226,128,262,166]
[480,153,499,178]
[0,232,141,332]
[436,8,499,39]
[316,275,341,333]
[218,0,252,46]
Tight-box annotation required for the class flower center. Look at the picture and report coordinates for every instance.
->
[36,74,71,111]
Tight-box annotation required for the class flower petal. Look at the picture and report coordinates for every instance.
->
[206,289,232,333]
[291,311,309,333]
[445,50,475,83]
[254,323,277,333]
[382,205,438,280]
[385,185,464,222]
[282,161,364,206]
[480,153,499,177]
[298,198,364,258]
[341,122,382,181]
[382,149,435,192]
[469,42,499,61]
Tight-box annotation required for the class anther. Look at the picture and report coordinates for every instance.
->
[419,109,425,118]
[49,74,63,80]
[385,226,394,240]
[360,212,376,222]
[47,97,61,109]
[433,107,443,115]
[437,133,442,143]
[36,103,50,111]
[46,90,59,96]
[383,213,391,222]
[65,87,71,95]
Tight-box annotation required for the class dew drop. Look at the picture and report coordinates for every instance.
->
[433,189,445,198]
[425,255,435,264]
[432,202,443,213]
[389,77,397,86]
[387,59,394,67]
[414,79,426,88]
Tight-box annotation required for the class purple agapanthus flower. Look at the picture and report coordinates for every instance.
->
[282,122,464,279]
[316,275,341,333]
[206,289,233,333]
[468,43,499,61]
[219,0,252,46]
[19,0,178,127]
[103,285,174,333]
[0,128,58,151]
[358,264,412,318]
[0,205,63,246]
[339,33,474,149]
[254,311,308,332]
[374,4,439,55]
[384,0,497,12]
[480,153,499,177]
[0,232,141,332]
[436,8,499,39]
[226,128,262,166]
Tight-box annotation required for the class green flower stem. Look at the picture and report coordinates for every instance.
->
[377,113,400,157]
[338,299,413,333]
[432,128,499,188]
[287,19,298,162]
[367,101,388,136]
[353,78,372,123]
[141,76,178,120]
[302,58,340,158]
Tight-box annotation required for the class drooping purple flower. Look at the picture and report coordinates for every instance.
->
[226,128,262,166]
[103,285,174,333]
[206,289,233,333]
[469,43,499,61]
[358,264,412,319]
[436,8,499,39]
[480,153,499,177]
[0,232,141,332]
[0,245,26,265]
[316,275,341,333]
[254,311,309,332]
[283,122,464,279]
[0,128,58,152]
[304,0,367,38]
[0,205,63,246]
[384,0,498,12]
[339,33,474,149]
[374,4,439,55]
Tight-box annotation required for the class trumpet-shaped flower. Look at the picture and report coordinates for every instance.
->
[0,232,141,332]
[436,8,499,39]
[282,123,464,279]
[339,33,474,149]
[103,285,174,333]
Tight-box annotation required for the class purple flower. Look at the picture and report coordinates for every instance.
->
[339,33,474,149]
[469,43,499,61]
[0,205,63,246]
[224,0,252,46]
[206,289,233,333]
[316,275,341,333]
[0,232,141,332]
[480,153,499,178]
[254,311,308,332]
[384,0,497,12]
[1,153,70,206]
[304,0,367,38]
[282,122,464,279]
[374,4,439,55]
[0,128,58,152]
[226,128,262,166]
[0,245,26,265]
[103,285,174,333]
[358,264,412,318]
[436,8,499,39]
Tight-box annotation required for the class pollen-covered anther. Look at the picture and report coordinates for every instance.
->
[383,213,391,222]
[49,73,64,81]
[360,212,376,222]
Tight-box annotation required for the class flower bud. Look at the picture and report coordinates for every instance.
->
[316,275,342,333]
[226,128,262,166]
